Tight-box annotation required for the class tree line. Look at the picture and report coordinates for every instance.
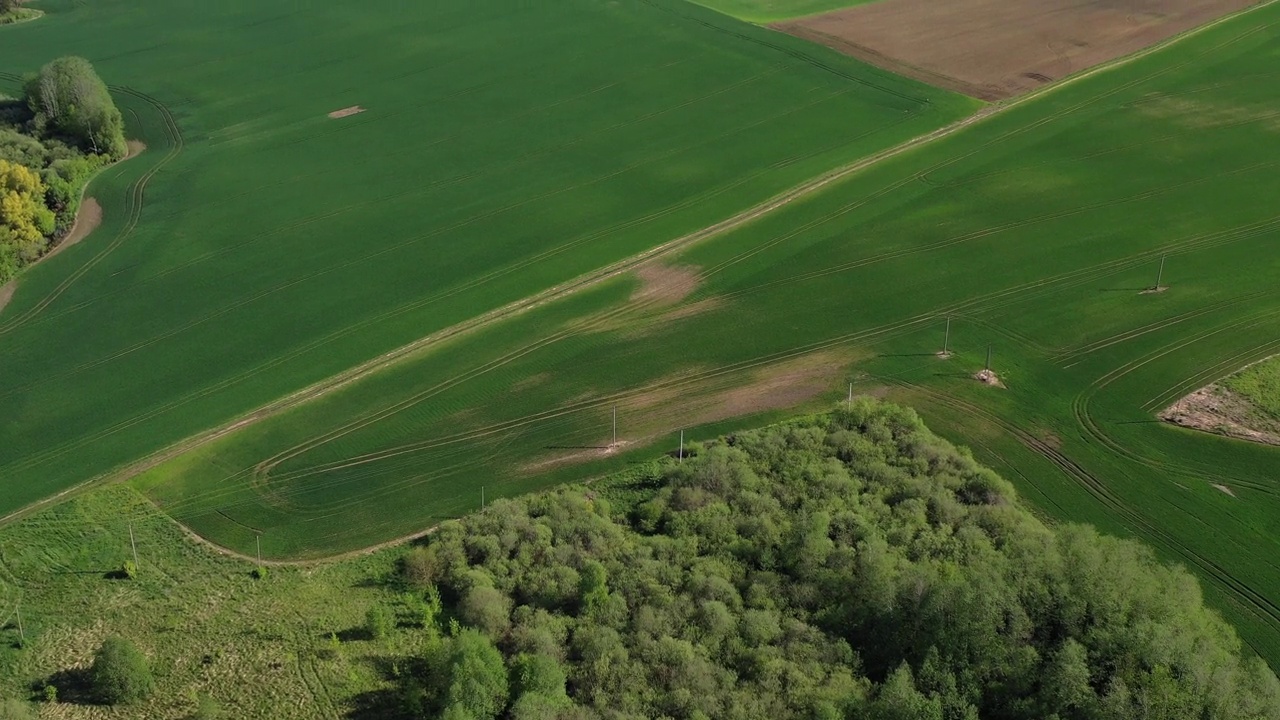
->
[385,400,1280,720]
[0,56,126,282]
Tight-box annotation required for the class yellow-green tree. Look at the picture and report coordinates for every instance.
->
[0,159,54,279]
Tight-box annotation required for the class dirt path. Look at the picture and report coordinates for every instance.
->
[44,198,103,260]
[3,2,1273,556]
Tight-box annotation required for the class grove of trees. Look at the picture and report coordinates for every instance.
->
[0,56,125,282]
[23,57,126,160]
[393,400,1280,720]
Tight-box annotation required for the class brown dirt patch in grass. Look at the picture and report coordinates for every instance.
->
[1212,483,1238,497]
[328,105,366,119]
[974,369,1005,388]
[632,263,700,307]
[126,139,147,159]
[46,197,103,259]
[518,441,632,476]
[772,0,1260,100]
[1161,384,1280,446]
[515,350,859,477]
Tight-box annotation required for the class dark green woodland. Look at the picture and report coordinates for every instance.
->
[391,401,1280,720]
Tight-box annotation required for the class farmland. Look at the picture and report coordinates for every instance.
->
[773,0,1261,99]
[690,0,870,23]
[0,0,974,518]
[124,0,1280,669]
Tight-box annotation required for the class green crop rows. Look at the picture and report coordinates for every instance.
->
[0,0,973,516]
[128,0,1280,667]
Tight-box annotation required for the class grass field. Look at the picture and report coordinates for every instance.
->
[128,0,1280,670]
[1224,356,1280,421]
[0,484,443,718]
[0,0,975,518]
[690,0,870,23]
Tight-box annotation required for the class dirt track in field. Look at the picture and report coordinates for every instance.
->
[773,0,1261,100]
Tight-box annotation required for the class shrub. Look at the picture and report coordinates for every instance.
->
[366,604,393,642]
[89,636,154,705]
[251,566,268,580]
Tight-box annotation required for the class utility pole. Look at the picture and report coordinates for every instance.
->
[1155,254,1166,290]
[678,430,684,463]
[612,405,617,447]
[848,383,853,404]
[985,344,992,372]
[943,317,951,356]
[15,602,23,647]
[481,486,485,509]
[129,522,139,569]
[256,534,262,566]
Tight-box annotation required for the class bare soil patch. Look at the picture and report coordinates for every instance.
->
[126,139,147,159]
[1212,483,1238,497]
[1161,384,1280,446]
[328,105,366,119]
[974,369,1005,387]
[515,350,858,477]
[45,197,103,259]
[631,263,701,307]
[773,0,1260,100]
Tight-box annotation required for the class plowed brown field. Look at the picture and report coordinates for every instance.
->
[774,0,1260,99]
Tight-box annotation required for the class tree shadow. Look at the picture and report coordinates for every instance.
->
[36,667,95,705]
[346,688,411,720]
[334,627,371,643]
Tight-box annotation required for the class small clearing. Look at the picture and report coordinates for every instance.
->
[1162,384,1280,447]
[328,105,366,119]
[46,197,103,259]
[126,139,148,159]
[772,0,1259,100]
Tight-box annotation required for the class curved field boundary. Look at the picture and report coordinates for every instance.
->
[0,77,184,334]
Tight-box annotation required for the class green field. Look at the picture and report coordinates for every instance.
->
[128,0,1280,669]
[691,0,870,23]
[1224,355,1280,422]
[0,0,975,517]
